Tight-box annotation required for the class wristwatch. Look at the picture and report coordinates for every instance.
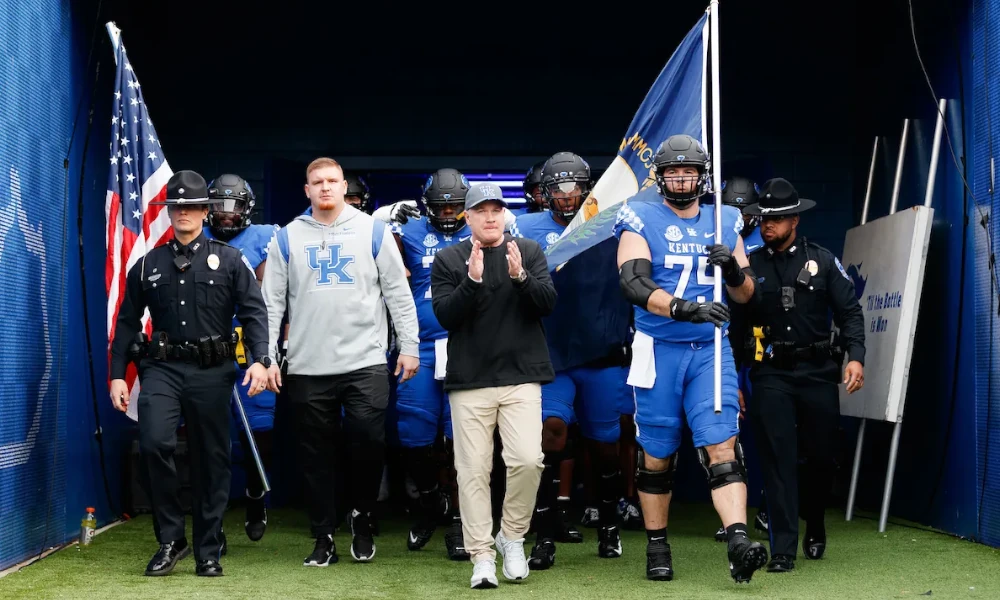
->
[512,269,527,283]
[256,356,272,369]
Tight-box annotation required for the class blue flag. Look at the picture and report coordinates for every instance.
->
[546,10,708,270]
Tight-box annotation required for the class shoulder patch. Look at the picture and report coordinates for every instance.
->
[834,256,850,281]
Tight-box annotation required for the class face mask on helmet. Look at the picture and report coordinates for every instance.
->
[420,169,469,234]
[541,152,591,222]
[736,213,760,238]
[344,175,372,213]
[524,184,547,212]
[344,195,366,211]
[543,180,589,222]
[719,178,760,236]
[425,199,465,233]
[523,162,546,212]
[655,165,709,207]
[207,196,252,240]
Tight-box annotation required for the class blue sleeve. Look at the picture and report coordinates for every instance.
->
[258,225,279,264]
[510,218,524,238]
[721,205,742,251]
[613,202,647,239]
[372,219,386,258]
[276,227,290,263]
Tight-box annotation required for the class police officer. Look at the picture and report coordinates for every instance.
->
[740,178,865,573]
[109,170,271,577]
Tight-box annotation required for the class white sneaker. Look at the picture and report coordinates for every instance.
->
[470,559,499,589]
[494,530,528,581]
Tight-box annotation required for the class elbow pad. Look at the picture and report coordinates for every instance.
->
[619,258,660,309]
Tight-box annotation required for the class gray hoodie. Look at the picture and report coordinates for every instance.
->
[262,204,419,376]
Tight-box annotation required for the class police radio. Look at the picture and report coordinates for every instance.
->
[781,239,814,310]
[795,239,813,287]
[168,239,193,271]
[173,254,192,272]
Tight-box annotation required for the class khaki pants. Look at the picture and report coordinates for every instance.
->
[450,383,544,563]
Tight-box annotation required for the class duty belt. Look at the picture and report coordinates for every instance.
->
[144,331,237,368]
[745,326,834,369]
[159,342,235,362]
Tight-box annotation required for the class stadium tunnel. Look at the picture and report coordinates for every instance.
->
[1,0,998,570]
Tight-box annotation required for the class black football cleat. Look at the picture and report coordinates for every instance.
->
[597,525,622,558]
[556,500,584,543]
[444,517,471,561]
[755,509,769,534]
[645,538,673,581]
[245,493,267,542]
[728,536,768,583]
[407,519,436,551]
[528,538,556,570]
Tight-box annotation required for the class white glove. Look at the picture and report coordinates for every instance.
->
[372,200,421,224]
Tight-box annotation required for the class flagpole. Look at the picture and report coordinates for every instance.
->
[710,0,723,414]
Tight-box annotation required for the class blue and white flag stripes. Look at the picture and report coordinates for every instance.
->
[545,9,709,270]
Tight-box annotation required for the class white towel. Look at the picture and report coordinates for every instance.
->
[434,338,448,381]
[626,331,657,389]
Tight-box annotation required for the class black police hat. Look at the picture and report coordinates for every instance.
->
[742,177,816,216]
[151,170,210,205]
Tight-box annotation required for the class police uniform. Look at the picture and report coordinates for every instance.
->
[740,178,865,570]
[110,170,270,576]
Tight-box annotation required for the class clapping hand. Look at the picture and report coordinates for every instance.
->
[468,240,484,281]
[506,241,523,278]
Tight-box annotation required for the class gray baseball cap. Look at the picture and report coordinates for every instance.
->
[464,182,509,211]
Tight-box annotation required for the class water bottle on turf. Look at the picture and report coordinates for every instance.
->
[80,507,97,547]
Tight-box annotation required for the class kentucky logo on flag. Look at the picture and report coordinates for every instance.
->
[104,22,174,421]
[545,9,709,270]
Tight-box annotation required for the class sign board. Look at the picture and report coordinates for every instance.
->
[838,205,933,423]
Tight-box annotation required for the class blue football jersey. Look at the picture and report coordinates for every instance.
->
[508,206,530,217]
[613,201,743,342]
[205,223,278,363]
[743,226,764,255]
[511,211,565,251]
[391,217,470,345]
[207,224,280,270]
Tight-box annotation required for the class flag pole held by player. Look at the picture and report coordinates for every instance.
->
[709,0,723,414]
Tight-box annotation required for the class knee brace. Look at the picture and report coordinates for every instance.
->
[698,440,747,490]
[635,448,678,495]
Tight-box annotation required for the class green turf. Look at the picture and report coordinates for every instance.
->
[2,504,998,600]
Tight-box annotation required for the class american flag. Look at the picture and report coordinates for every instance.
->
[104,22,173,421]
